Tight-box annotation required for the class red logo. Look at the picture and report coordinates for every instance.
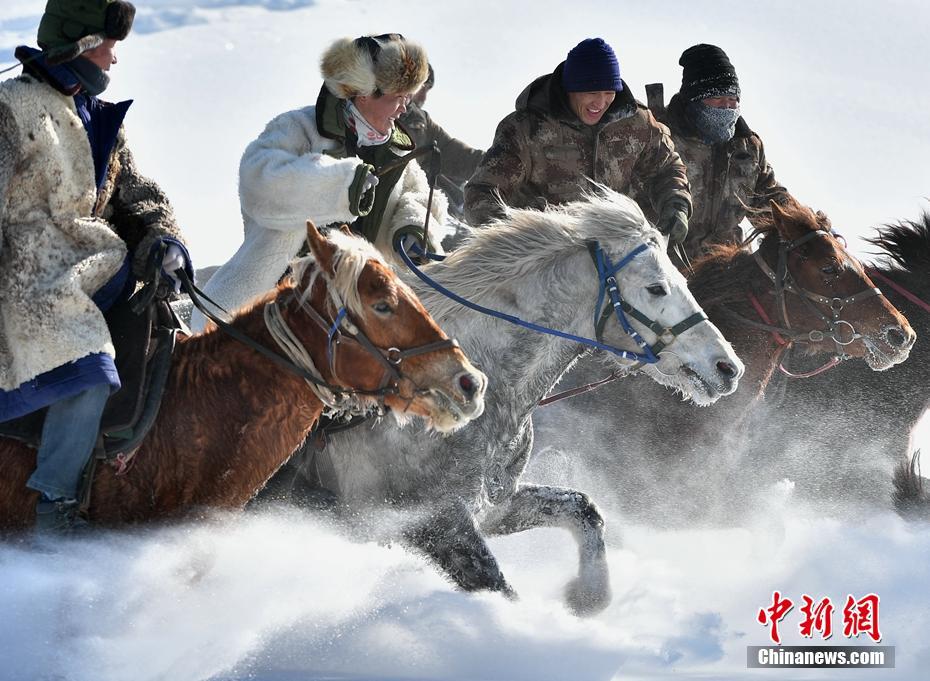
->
[757,592,882,644]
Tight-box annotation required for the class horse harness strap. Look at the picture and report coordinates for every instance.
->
[586,241,707,360]
[866,268,930,315]
[290,290,459,392]
[750,231,882,351]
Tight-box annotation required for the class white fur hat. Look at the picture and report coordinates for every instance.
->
[320,34,429,99]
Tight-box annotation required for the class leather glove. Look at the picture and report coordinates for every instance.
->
[160,243,187,293]
[657,205,689,244]
[348,163,378,217]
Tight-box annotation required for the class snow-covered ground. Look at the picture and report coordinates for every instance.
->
[1,2,929,680]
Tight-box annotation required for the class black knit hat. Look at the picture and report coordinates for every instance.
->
[679,44,740,102]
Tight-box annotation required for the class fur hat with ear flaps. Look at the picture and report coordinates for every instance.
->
[37,0,136,65]
[320,34,429,99]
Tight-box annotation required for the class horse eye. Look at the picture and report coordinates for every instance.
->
[646,284,668,297]
[372,301,393,314]
[821,264,838,276]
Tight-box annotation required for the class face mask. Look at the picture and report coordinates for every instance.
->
[686,100,740,144]
[66,56,110,96]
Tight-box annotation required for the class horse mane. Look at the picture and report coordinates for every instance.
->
[743,198,832,236]
[287,230,393,317]
[419,188,658,318]
[686,240,760,307]
[865,210,930,274]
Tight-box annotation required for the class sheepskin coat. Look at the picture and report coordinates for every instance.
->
[191,87,448,332]
[0,69,186,410]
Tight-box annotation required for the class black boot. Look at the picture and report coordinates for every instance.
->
[35,498,89,533]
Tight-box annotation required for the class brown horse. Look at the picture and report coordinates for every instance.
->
[0,223,486,530]
[533,199,915,523]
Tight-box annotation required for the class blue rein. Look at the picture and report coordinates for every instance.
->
[592,243,659,364]
[396,240,661,364]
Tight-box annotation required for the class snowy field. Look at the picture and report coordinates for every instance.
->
[1,1,929,680]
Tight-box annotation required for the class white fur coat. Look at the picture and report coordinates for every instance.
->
[190,105,449,332]
[0,77,127,391]
[0,74,187,392]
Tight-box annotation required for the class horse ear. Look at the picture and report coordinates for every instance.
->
[769,200,794,239]
[306,221,337,277]
[338,224,353,236]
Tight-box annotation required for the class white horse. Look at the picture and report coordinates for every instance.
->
[260,189,745,615]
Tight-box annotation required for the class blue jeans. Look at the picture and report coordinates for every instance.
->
[26,383,110,500]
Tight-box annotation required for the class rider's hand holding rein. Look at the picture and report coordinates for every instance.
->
[158,241,192,294]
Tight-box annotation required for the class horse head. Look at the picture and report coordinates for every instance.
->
[754,200,915,370]
[572,190,745,406]
[290,222,487,432]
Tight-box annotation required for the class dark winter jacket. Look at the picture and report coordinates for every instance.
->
[399,102,484,209]
[463,63,691,227]
[655,93,793,259]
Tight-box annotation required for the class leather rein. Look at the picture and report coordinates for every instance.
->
[722,230,883,378]
[178,268,458,407]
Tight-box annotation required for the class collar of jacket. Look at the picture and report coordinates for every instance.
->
[15,45,82,96]
[664,93,753,142]
[314,85,415,155]
[515,62,638,127]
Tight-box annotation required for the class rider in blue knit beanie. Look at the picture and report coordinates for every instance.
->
[562,38,623,93]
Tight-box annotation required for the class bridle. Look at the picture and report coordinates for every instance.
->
[398,238,707,365]
[180,267,458,414]
[588,241,709,365]
[723,230,883,374]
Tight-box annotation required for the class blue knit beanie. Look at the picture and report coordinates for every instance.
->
[562,38,622,93]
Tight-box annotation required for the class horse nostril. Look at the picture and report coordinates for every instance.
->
[716,360,738,380]
[885,327,908,348]
[458,372,478,398]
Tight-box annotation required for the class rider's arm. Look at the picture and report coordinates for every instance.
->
[238,107,364,231]
[422,110,484,187]
[463,112,531,227]
[632,112,693,220]
[379,159,450,257]
[106,130,187,279]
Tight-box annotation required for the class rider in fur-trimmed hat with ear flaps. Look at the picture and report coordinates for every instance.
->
[191,34,450,334]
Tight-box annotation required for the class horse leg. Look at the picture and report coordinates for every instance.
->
[479,484,610,616]
[402,499,516,598]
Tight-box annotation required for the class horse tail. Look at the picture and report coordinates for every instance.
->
[892,449,930,519]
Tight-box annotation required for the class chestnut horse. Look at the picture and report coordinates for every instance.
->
[736,212,930,513]
[0,224,486,530]
[533,200,915,524]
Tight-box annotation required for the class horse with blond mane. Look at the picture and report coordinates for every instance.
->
[0,224,486,530]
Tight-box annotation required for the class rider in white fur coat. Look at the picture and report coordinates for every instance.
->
[191,34,450,332]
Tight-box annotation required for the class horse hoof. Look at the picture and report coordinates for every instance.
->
[564,575,612,617]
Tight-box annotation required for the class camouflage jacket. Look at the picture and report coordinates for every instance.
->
[463,64,691,226]
[655,93,792,259]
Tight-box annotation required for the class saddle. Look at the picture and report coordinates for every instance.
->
[0,286,181,460]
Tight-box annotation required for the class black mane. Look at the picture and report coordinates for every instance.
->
[866,210,930,274]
